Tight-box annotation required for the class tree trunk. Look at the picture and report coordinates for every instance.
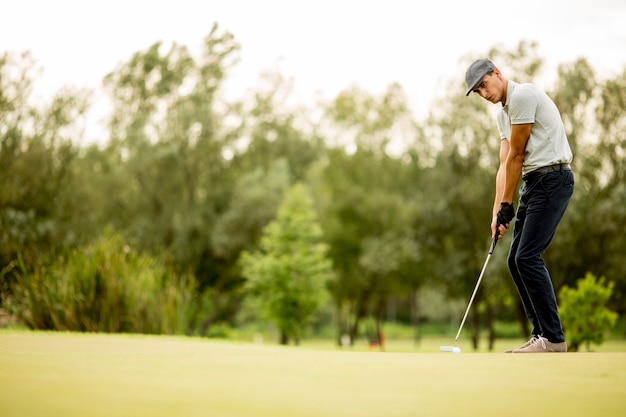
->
[349,314,362,346]
[410,288,422,343]
[375,301,385,351]
[349,295,368,346]
[335,300,345,346]
[199,292,221,337]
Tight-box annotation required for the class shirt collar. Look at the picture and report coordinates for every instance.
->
[503,80,517,109]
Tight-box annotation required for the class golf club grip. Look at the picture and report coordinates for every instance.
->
[489,229,500,255]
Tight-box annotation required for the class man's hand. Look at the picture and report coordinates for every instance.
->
[496,202,515,227]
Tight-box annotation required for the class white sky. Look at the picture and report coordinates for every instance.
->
[2,0,626,144]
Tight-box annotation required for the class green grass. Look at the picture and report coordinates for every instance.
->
[1,330,625,417]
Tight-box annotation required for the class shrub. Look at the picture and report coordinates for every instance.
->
[559,272,619,351]
[9,230,194,334]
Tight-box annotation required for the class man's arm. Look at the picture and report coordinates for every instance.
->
[493,123,532,238]
[491,139,509,238]
[502,123,532,203]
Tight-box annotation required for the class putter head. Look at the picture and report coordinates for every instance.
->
[440,346,461,354]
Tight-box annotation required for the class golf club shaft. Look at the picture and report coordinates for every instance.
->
[454,233,499,343]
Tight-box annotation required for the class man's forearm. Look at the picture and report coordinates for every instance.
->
[493,165,506,218]
[502,157,523,203]
[502,123,531,203]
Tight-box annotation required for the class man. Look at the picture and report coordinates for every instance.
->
[465,59,574,353]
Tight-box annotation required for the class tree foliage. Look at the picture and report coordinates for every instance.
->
[311,83,427,345]
[239,183,333,344]
[1,34,624,346]
[0,51,91,295]
[559,273,618,351]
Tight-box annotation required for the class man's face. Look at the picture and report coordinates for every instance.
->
[472,70,505,103]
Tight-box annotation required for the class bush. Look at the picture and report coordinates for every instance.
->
[559,272,619,351]
[8,231,194,334]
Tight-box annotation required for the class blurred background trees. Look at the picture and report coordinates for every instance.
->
[1,27,624,348]
[239,182,332,345]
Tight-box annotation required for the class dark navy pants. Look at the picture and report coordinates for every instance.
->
[507,169,574,343]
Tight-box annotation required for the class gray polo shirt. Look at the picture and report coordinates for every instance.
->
[496,81,573,176]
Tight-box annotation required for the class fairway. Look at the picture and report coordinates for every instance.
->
[1,331,625,417]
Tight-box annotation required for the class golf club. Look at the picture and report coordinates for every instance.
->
[440,230,500,354]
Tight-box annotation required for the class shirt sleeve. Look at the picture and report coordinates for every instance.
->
[508,85,537,125]
[496,109,511,140]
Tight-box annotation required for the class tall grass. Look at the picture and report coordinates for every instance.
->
[9,231,194,334]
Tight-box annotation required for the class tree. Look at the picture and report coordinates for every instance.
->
[311,83,425,346]
[559,273,618,351]
[231,69,324,182]
[99,24,248,332]
[312,146,422,345]
[239,183,333,345]
[0,51,91,305]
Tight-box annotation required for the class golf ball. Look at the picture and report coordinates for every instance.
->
[452,347,461,354]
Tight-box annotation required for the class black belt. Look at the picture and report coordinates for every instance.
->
[523,163,571,180]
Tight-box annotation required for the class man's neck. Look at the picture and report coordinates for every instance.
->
[501,79,509,106]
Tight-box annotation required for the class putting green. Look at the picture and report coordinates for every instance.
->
[1,331,624,417]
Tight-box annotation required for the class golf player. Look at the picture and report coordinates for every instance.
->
[465,59,574,353]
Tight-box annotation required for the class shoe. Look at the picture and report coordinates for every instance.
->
[512,335,567,353]
[504,336,538,353]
